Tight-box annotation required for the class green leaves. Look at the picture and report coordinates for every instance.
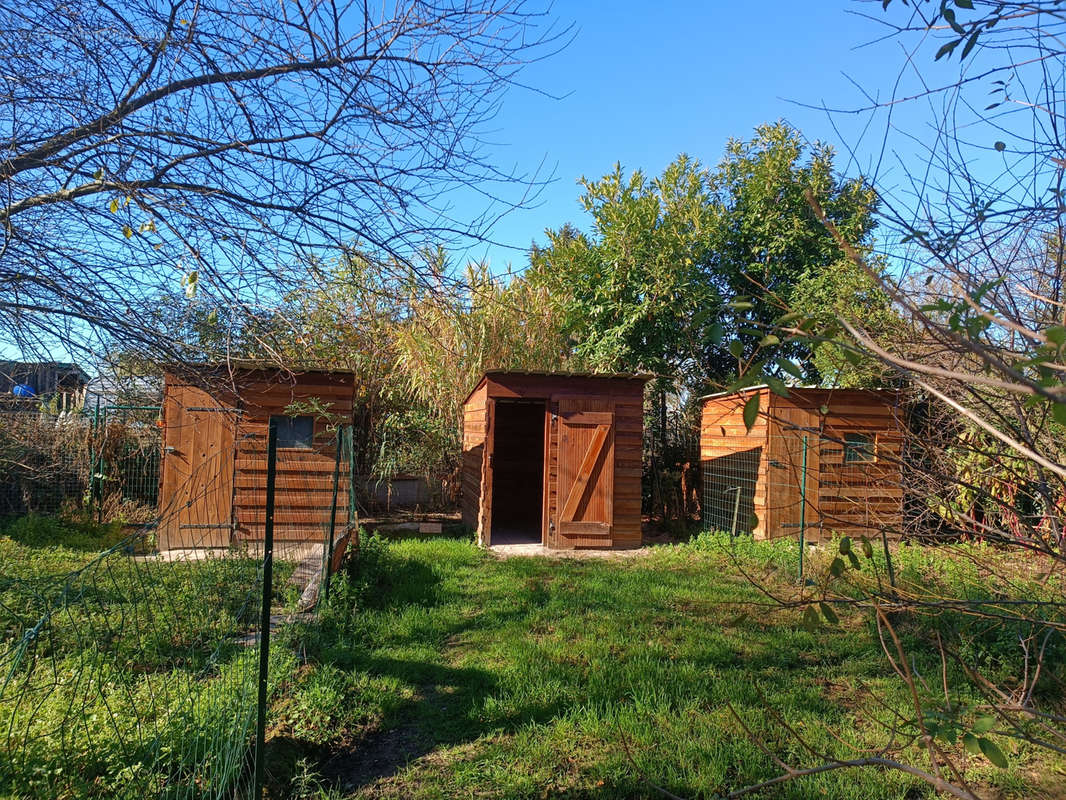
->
[800,605,821,632]
[941,7,966,35]
[799,601,841,630]
[1045,325,1066,348]
[839,537,861,570]
[743,393,760,432]
[776,358,804,380]
[972,715,996,734]
[980,737,1008,768]
[182,270,200,299]
[935,38,960,60]
[818,601,839,625]
[963,730,1008,768]
[764,376,790,398]
[1053,403,1066,426]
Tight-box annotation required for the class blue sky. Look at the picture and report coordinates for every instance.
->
[452,0,964,271]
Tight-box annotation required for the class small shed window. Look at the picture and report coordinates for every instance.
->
[843,432,876,463]
[271,415,314,448]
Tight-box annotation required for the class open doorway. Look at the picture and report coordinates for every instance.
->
[489,399,546,545]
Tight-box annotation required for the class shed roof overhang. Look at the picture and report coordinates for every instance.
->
[697,384,900,404]
[462,369,654,407]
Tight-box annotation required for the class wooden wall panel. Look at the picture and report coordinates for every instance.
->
[765,394,820,541]
[461,380,488,540]
[158,381,239,550]
[231,372,356,543]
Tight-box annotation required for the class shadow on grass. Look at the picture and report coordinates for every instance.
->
[276,543,942,799]
[275,551,584,795]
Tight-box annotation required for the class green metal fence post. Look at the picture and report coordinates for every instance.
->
[348,425,357,526]
[798,434,808,582]
[253,418,278,799]
[322,426,343,604]
[88,397,100,518]
[95,401,105,524]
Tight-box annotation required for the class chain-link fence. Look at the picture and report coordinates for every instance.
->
[0,420,356,799]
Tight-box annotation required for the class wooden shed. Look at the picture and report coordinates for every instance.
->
[462,371,649,549]
[700,386,904,541]
[158,365,356,550]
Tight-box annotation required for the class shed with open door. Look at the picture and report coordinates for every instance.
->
[462,371,649,549]
[157,364,357,550]
[700,386,905,541]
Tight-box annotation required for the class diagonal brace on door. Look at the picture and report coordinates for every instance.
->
[560,424,610,521]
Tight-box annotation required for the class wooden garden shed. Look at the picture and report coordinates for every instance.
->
[462,371,649,549]
[700,386,904,541]
[158,365,356,550]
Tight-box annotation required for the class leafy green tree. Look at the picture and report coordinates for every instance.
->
[529,122,884,395]
[698,123,883,391]
[529,154,718,380]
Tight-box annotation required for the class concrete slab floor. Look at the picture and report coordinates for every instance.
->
[488,542,654,560]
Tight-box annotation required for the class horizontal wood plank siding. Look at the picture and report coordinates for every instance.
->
[160,368,357,548]
[232,371,356,542]
[461,380,488,540]
[702,388,906,542]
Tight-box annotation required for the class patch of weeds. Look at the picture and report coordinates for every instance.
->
[0,513,126,552]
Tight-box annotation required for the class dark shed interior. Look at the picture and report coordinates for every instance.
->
[488,400,545,544]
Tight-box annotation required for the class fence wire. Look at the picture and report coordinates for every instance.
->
[701,417,903,542]
[0,419,357,799]
[0,404,161,519]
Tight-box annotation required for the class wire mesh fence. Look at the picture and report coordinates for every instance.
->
[89,404,164,519]
[0,403,162,520]
[701,448,762,536]
[0,419,357,799]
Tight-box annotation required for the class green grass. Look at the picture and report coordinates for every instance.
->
[0,515,299,800]
[277,534,1066,800]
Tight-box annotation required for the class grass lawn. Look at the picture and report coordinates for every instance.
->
[277,534,1066,800]
[0,515,298,800]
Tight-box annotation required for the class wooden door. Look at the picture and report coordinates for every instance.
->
[158,384,238,550]
[766,405,820,539]
[555,398,615,547]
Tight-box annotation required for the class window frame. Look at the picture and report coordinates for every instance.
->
[269,414,315,449]
[842,431,877,464]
